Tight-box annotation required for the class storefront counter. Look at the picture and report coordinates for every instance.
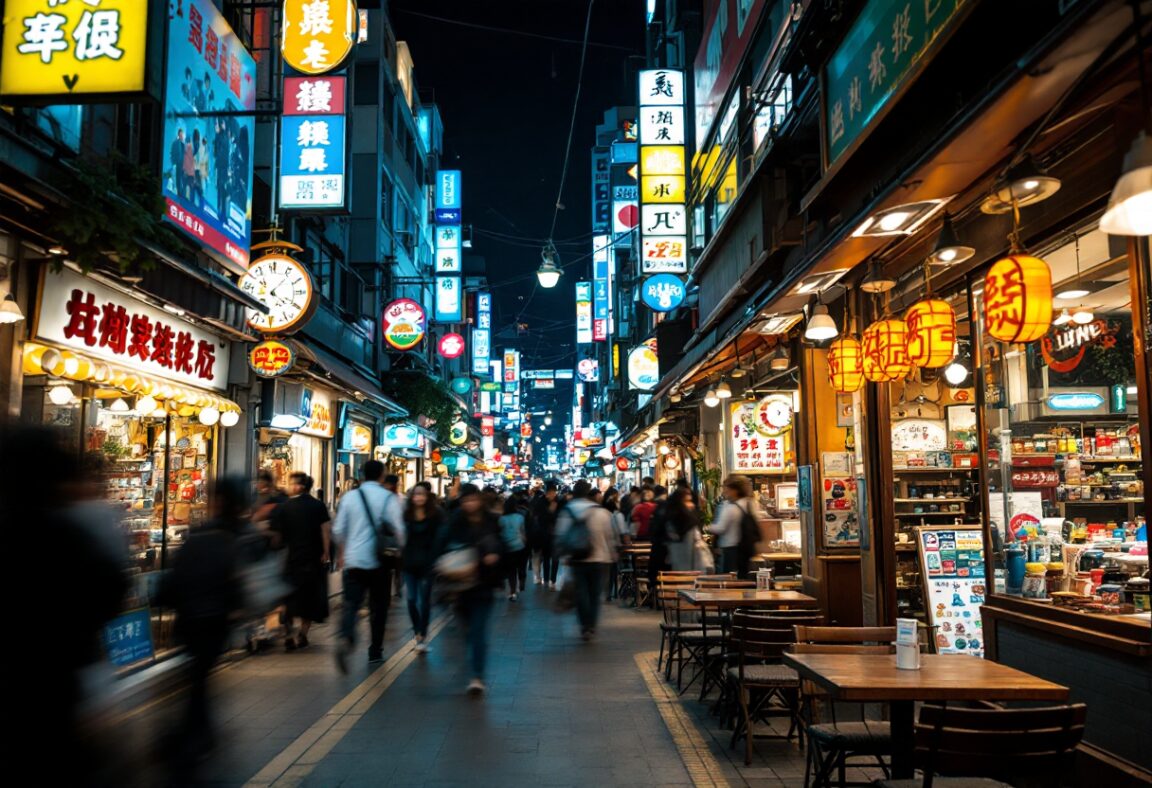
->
[982,596,1152,785]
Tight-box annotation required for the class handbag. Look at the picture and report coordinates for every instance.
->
[358,488,401,562]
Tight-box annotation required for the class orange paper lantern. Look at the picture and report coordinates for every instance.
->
[983,255,1053,343]
[905,299,957,368]
[827,336,865,393]
[862,320,912,382]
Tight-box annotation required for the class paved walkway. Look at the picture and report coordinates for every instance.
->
[105,581,882,787]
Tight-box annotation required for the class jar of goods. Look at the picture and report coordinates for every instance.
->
[1097,583,1124,605]
[1045,563,1065,595]
[1125,577,1151,611]
[1073,572,1094,595]
[1023,563,1048,599]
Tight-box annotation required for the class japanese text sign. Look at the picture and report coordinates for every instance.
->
[1,0,150,101]
[434,275,463,323]
[103,608,154,667]
[435,225,462,273]
[436,170,462,213]
[248,339,295,378]
[281,0,356,75]
[162,0,255,272]
[576,281,593,345]
[472,291,491,376]
[279,75,347,210]
[638,69,689,280]
[823,0,969,168]
[729,400,790,473]
[37,268,230,391]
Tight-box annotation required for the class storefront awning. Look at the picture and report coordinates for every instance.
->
[288,340,407,418]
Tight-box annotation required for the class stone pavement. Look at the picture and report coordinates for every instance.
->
[105,580,884,787]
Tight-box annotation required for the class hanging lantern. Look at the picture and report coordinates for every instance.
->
[827,336,865,393]
[905,299,957,368]
[862,320,912,382]
[983,255,1053,343]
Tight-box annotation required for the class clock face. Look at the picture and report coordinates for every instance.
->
[239,254,315,334]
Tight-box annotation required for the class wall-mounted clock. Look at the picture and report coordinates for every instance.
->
[239,252,317,335]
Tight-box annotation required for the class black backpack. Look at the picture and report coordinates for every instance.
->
[737,501,761,557]
[557,505,593,561]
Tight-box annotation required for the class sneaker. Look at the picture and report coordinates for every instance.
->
[533,576,542,585]
[466,678,486,696]
[368,651,385,664]
[334,641,350,675]
[510,593,518,602]
[547,582,556,590]
[415,641,428,654]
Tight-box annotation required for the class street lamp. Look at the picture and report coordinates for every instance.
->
[537,242,562,288]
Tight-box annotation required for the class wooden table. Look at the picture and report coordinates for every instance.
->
[677,588,817,609]
[782,653,1070,778]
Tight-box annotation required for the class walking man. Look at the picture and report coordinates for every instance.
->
[270,473,331,650]
[332,460,404,672]
[555,480,614,641]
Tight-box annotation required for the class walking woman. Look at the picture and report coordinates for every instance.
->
[443,484,505,695]
[500,494,528,601]
[402,482,443,652]
[602,488,627,601]
[663,487,705,571]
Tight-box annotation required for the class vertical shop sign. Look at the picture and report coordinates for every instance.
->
[435,169,462,224]
[575,281,593,344]
[0,0,152,102]
[281,0,357,76]
[279,75,347,210]
[591,150,611,233]
[592,241,609,341]
[638,69,689,276]
[434,275,463,322]
[162,0,256,273]
[435,225,462,273]
[472,291,491,376]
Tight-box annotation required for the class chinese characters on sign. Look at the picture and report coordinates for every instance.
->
[435,225,462,274]
[280,75,346,209]
[162,0,255,272]
[638,70,690,277]
[433,171,463,321]
[823,0,969,168]
[592,237,612,341]
[434,275,463,323]
[37,268,229,391]
[248,339,295,378]
[729,400,790,473]
[281,0,356,75]
[472,292,491,376]
[0,0,150,101]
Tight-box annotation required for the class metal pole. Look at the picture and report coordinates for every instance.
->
[159,411,172,571]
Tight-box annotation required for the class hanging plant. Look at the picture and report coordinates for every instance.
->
[382,373,460,445]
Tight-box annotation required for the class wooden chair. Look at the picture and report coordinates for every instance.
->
[789,627,898,788]
[727,611,824,765]
[655,578,700,676]
[875,702,1088,788]
[633,553,651,608]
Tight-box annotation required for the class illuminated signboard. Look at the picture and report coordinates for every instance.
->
[640,274,687,312]
[435,225,462,274]
[435,169,462,224]
[438,332,465,359]
[382,298,426,351]
[577,358,600,383]
[576,281,593,345]
[638,70,689,281]
[627,338,659,391]
[248,339,295,378]
[0,0,151,102]
[162,0,255,273]
[434,275,463,322]
[279,75,347,210]
[281,0,356,76]
[592,237,610,341]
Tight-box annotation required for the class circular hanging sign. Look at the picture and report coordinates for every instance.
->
[281,0,357,75]
[640,274,687,312]
[449,421,468,446]
[627,338,659,391]
[753,394,794,437]
[615,456,631,471]
[450,376,472,395]
[382,299,426,350]
[438,332,466,359]
[248,339,295,378]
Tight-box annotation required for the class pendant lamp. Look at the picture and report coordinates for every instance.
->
[827,336,865,393]
[862,320,912,382]
[905,299,957,368]
[983,255,1053,343]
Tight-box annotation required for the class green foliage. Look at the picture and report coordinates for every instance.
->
[382,374,460,444]
[694,459,723,523]
[47,153,185,274]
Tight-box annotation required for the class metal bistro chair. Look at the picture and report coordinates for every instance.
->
[791,626,897,788]
[655,574,702,676]
[874,702,1088,788]
[727,611,824,765]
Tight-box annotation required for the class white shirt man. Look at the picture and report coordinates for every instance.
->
[333,479,405,571]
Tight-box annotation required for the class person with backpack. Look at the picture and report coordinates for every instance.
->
[331,460,405,673]
[554,480,615,641]
[499,493,528,601]
[707,475,762,578]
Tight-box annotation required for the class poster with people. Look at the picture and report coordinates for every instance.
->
[162,0,255,272]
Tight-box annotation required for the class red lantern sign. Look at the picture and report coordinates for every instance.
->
[615,457,631,471]
[862,320,912,382]
[984,255,1053,343]
[437,332,465,359]
[905,299,957,368]
[827,336,864,393]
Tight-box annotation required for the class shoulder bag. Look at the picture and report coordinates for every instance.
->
[358,488,401,562]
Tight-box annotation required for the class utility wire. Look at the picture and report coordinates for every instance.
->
[548,0,596,242]
[392,7,636,52]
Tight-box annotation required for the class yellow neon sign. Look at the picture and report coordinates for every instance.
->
[641,175,685,204]
[281,0,357,76]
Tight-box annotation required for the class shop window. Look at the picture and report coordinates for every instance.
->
[711,153,739,228]
[974,228,1147,620]
[753,73,792,154]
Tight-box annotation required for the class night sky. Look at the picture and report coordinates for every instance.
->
[390,0,645,402]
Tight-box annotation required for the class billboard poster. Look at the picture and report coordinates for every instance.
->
[576,281,593,344]
[162,0,255,273]
[692,0,769,147]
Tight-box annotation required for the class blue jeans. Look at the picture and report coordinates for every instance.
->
[341,566,391,657]
[404,572,433,638]
[459,589,493,679]
[571,562,606,632]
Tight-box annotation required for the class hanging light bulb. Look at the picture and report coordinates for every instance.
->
[47,383,75,405]
[715,380,733,399]
[770,346,791,370]
[804,303,839,341]
[1054,309,1073,326]
[944,359,970,386]
[220,410,240,428]
[703,387,720,407]
[926,213,975,266]
[536,243,562,288]
[1071,306,1095,325]
[198,406,221,426]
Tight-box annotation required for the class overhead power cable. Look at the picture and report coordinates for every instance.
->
[392,7,637,52]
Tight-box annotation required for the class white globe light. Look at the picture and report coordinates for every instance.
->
[704,389,720,407]
[47,384,74,405]
[198,406,221,426]
[944,362,969,386]
[135,395,157,415]
[220,410,240,427]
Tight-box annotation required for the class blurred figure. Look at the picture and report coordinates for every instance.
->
[402,482,443,651]
[529,480,561,588]
[384,474,404,599]
[601,487,627,601]
[645,485,671,604]
[270,473,331,650]
[382,474,400,494]
[443,483,504,695]
[158,477,251,770]
[2,427,127,784]
[332,460,404,672]
[554,480,614,641]
[708,475,760,577]
[664,487,704,571]
[629,486,657,540]
[499,494,528,601]
[252,470,286,528]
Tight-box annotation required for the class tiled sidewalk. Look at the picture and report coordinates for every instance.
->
[106,580,881,787]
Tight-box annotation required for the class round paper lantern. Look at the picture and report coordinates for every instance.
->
[862,320,912,382]
[905,299,957,368]
[827,336,865,393]
[983,255,1053,343]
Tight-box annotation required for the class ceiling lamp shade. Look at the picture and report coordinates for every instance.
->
[927,213,975,266]
[994,156,1062,209]
[862,320,912,382]
[769,346,790,370]
[1053,308,1073,326]
[804,303,839,341]
[859,260,897,293]
[0,292,25,324]
[983,255,1053,343]
[1099,132,1152,236]
[905,299,957,368]
[1071,306,1095,325]
[827,336,865,393]
[715,380,733,399]
[536,258,562,288]
[703,388,720,407]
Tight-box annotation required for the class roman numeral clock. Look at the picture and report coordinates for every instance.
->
[238,239,318,336]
